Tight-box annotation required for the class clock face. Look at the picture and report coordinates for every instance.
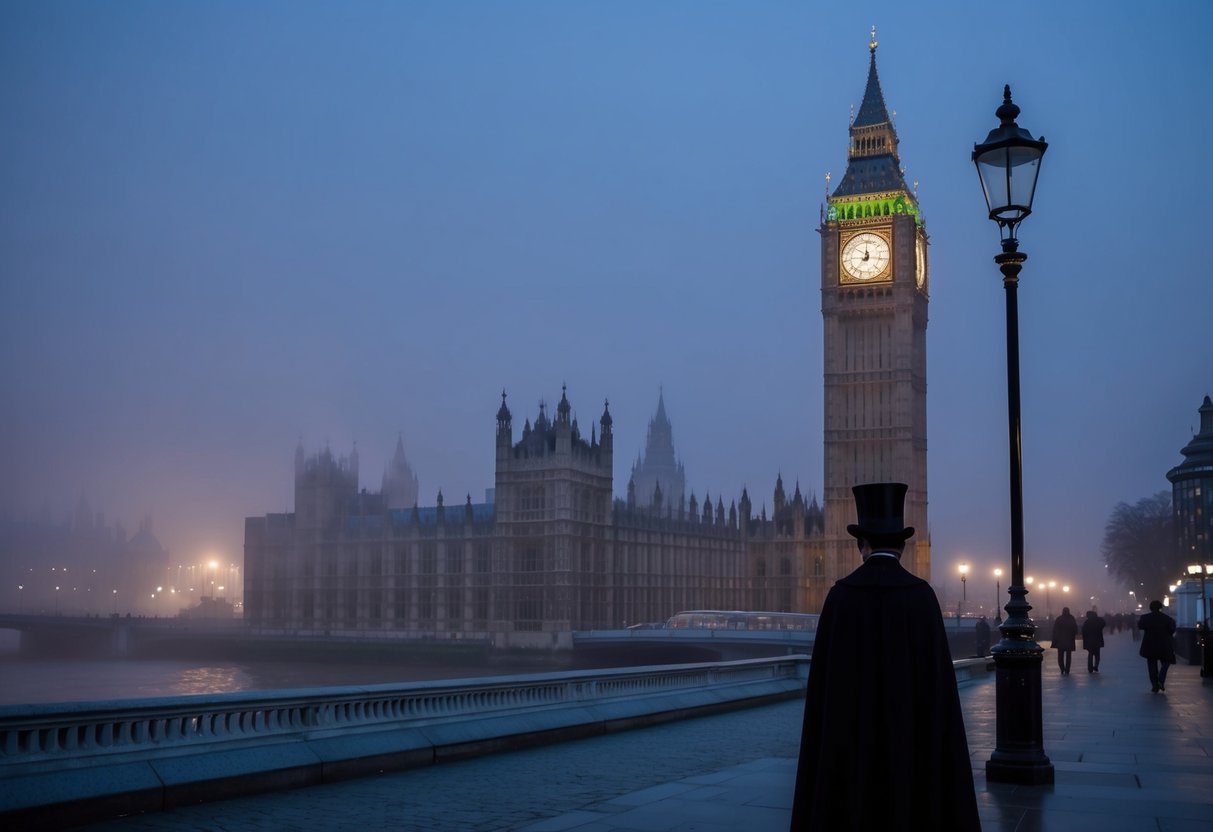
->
[915,235,928,289]
[841,231,891,281]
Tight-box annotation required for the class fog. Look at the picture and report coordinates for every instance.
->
[3,3,1211,616]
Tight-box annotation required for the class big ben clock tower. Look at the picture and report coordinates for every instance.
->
[819,33,930,599]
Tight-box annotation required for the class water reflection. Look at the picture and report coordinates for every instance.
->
[171,665,250,696]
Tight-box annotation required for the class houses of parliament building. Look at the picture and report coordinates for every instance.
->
[244,37,932,647]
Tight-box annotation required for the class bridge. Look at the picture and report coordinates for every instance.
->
[0,616,816,663]
[0,614,245,659]
[571,627,814,663]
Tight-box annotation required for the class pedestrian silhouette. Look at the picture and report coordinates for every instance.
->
[790,483,979,831]
[974,616,991,657]
[1081,609,1106,673]
[1137,600,1176,692]
[1051,606,1078,675]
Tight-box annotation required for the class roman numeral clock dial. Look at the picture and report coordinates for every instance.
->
[840,231,891,282]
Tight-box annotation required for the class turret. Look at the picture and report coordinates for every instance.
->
[496,389,512,446]
[382,433,420,510]
[599,399,613,454]
[294,442,359,531]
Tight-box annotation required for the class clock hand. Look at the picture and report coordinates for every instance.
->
[862,249,870,261]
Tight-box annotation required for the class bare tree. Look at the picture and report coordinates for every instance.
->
[1101,491,1175,601]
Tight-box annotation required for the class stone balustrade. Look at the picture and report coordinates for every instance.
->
[0,656,810,828]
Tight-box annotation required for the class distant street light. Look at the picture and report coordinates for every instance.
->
[112,589,118,615]
[973,83,1052,785]
[17,585,23,614]
[993,568,1003,622]
[1047,581,1056,618]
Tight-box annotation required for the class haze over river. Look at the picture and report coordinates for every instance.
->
[0,632,570,706]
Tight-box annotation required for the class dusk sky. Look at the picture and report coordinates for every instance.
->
[2,2,1210,612]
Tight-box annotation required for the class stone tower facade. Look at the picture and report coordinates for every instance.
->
[381,435,420,510]
[819,36,930,603]
[628,390,687,516]
[493,387,615,642]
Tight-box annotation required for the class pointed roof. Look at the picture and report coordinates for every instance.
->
[1168,395,1213,482]
[654,388,670,426]
[854,40,891,127]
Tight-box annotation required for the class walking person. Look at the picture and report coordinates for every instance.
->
[790,482,979,831]
[1138,599,1177,692]
[1051,606,1078,675]
[1081,609,1106,673]
[974,616,991,658]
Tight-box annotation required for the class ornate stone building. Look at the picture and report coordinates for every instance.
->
[245,388,824,645]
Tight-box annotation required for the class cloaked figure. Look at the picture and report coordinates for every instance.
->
[789,483,980,831]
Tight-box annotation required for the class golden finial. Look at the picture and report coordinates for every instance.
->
[869,25,878,53]
[824,171,832,200]
[849,103,855,124]
[913,180,920,199]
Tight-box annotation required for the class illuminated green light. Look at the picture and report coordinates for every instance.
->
[827,192,922,226]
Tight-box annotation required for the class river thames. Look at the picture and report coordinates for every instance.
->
[0,654,569,706]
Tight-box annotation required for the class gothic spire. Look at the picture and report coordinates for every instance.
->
[832,31,909,199]
[854,28,892,128]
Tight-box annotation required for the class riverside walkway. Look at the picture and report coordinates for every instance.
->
[82,628,1212,831]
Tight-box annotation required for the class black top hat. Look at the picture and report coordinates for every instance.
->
[846,482,915,541]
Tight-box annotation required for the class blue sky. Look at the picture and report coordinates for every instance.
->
[2,1,1210,612]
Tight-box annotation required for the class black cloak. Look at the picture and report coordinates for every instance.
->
[789,555,980,831]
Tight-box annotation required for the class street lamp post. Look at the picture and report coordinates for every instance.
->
[973,85,1054,785]
[1047,581,1056,618]
[994,568,1003,623]
[1187,564,1212,678]
[959,563,969,616]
